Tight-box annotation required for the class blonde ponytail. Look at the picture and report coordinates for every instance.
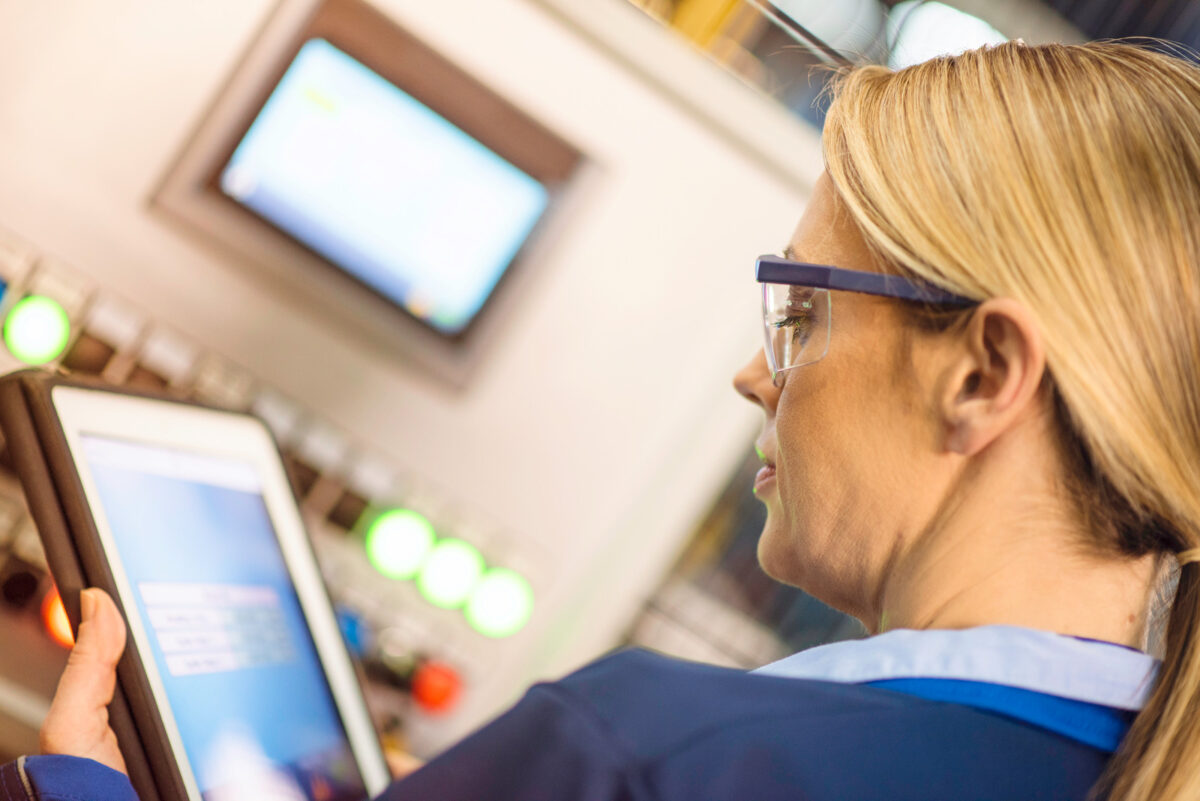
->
[820,40,1200,800]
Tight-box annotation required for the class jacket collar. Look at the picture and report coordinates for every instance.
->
[753,625,1159,710]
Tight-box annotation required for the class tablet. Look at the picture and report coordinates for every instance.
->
[0,373,390,801]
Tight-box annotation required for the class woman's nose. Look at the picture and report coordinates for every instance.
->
[733,349,779,412]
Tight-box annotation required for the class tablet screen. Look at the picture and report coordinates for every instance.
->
[79,435,369,801]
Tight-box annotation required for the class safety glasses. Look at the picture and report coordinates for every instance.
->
[757,254,975,384]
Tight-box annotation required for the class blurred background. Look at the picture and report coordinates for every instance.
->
[0,0,1189,766]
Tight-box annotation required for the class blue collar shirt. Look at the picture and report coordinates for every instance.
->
[753,624,1158,752]
[6,625,1159,801]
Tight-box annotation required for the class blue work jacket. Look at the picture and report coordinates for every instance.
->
[2,625,1159,801]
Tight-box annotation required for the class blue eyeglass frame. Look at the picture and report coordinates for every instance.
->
[756,255,976,306]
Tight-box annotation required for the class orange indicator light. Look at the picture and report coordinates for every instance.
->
[41,588,74,648]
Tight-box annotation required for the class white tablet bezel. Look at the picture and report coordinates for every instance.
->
[51,385,391,800]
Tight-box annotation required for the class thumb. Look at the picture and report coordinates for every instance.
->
[40,588,128,773]
[56,588,127,704]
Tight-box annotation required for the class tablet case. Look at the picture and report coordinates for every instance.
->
[0,370,196,800]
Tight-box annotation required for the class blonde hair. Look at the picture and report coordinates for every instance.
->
[821,40,1200,800]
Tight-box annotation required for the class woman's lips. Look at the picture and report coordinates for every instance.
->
[754,464,777,493]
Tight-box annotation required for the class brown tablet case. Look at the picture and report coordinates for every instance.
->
[0,370,196,801]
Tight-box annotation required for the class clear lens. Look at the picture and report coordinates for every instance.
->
[761,283,831,380]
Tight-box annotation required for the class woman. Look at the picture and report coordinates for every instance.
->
[15,39,1200,800]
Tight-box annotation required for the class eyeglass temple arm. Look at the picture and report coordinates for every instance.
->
[756,256,975,305]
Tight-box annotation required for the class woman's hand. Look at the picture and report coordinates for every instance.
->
[40,588,128,775]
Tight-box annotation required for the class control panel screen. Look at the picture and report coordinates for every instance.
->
[219,38,550,336]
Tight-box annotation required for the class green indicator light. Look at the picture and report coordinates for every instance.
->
[4,295,70,366]
[465,569,533,638]
[365,509,435,580]
[417,539,484,609]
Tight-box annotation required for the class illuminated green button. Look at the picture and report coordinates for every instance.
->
[365,509,435,580]
[417,539,484,609]
[465,569,533,638]
[4,295,70,365]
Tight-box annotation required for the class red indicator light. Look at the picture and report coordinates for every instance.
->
[42,588,74,648]
[411,660,461,714]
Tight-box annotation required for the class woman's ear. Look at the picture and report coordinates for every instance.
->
[940,298,1047,455]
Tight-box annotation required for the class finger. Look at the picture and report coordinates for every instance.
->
[56,589,126,707]
[41,589,128,772]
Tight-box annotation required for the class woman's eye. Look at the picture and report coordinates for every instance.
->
[773,313,813,338]
[776,298,814,324]
[775,314,811,326]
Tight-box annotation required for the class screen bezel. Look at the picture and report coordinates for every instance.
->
[154,0,585,388]
[51,385,391,800]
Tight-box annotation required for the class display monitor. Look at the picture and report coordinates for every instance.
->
[220,39,550,337]
[154,0,583,386]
